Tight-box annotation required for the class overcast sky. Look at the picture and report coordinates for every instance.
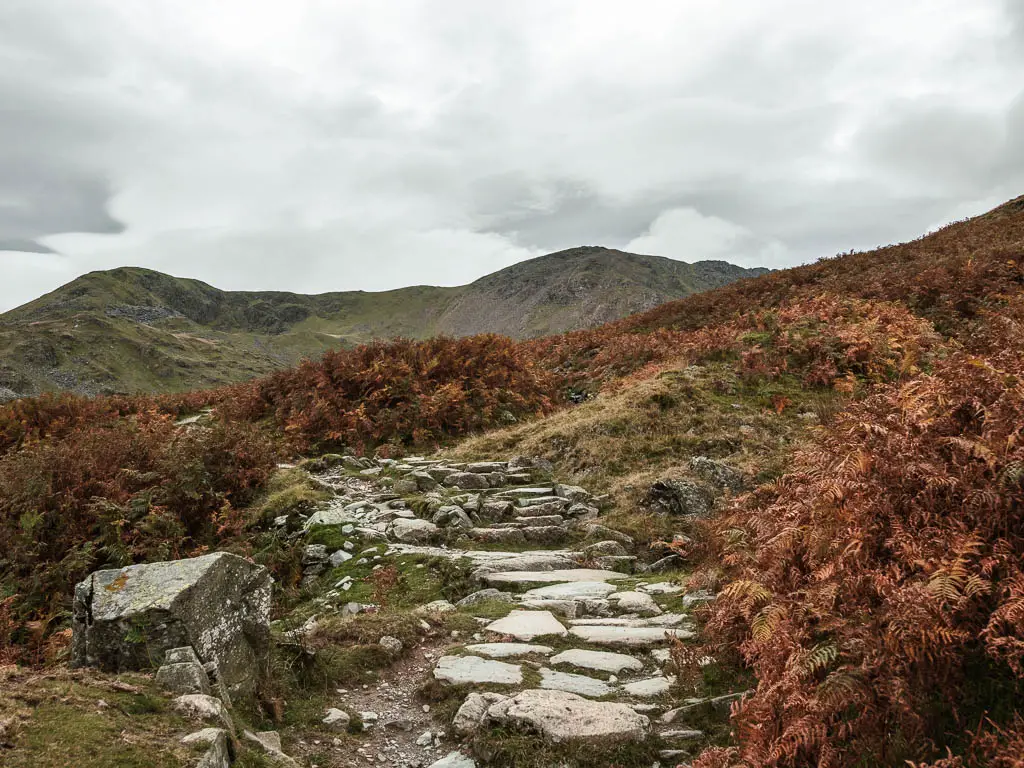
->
[1,1,1022,312]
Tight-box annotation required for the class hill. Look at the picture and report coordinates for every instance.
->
[0,248,766,398]
[3,196,1024,767]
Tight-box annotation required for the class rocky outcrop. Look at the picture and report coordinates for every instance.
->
[71,552,271,696]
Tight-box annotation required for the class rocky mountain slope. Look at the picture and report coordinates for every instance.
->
[0,248,767,399]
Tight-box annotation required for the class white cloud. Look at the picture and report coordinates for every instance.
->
[0,0,1022,311]
[626,208,790,268]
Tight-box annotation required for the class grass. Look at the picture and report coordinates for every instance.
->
[0,670,193,768]
[445,362,821,545]
[255,467,332,523]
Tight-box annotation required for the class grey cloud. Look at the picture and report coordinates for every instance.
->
[0,239,57,254]
[0,0,1022,308]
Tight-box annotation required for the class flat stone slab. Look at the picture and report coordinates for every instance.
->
[484,569,628,585]
[387,545,576,571]
[569,626,694,648]
[485,610,567,640]
[487,689,650,742]
[622,676,674,697]
[539,668,613,698]
[464,643,554,659]
[608,591,662,616]
[550,649,645,674]
[570,614,689,628]
[522,581,618,600]
[433,655,523,686]
[494,488,555,498]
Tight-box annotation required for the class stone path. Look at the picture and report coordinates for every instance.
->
[290,454,742,767]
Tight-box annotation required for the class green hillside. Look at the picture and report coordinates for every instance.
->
[0,249,767,398]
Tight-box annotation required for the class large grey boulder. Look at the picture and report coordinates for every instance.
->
[72,552,271,697]
[644,478,713,517]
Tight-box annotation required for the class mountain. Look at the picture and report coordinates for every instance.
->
[0,247,767,398]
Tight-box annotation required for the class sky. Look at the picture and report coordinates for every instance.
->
[1,0,1023,312]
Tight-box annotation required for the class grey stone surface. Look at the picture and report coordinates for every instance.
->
[242,729,300,767]
[390,517,438,543]
[323,708,352,731]
[549,649,645,674]
[433,655,523,685]
[539,668,613,698]
[485,610,567,640]
[452,691,509,735]
[517,598,579,619]
[329,549,353,567]
[392,478,420,495]
[568,625,694,647]
[174,694,233,732]
[608,591,663,616]
[645,478,713,517]
[690,456,746,492]
[155,654,211,696]
[487,689,650,743]
[72,552,271,696]
[522,581,618,601]
[428,752,477,768]
[483,569,628,585]
[581,540,629,557]
[445,472,490,490]
[182,728,231,768]
[622,676,674,697]
[464,642,554,659]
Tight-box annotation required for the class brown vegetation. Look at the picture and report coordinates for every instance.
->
[1,195,1024,766]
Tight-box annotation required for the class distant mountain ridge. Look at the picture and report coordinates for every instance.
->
[0,247,768,397]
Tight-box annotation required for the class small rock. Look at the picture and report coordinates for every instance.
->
[323,708,351,731]
[329,549,353,567]
[452,692,508,736]
[379,635,403,655]
[417,599,456,615]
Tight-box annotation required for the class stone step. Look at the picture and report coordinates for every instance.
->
[484,610,568,641]
[516,495,568,508]
[521,581,617,600]
[514,502,568,517]
[467,526,568,546]
[568,625,696,648]
[539,668,613,698]
[513,514,564,526]
[434,655,523,686]
[482,568,628,586]
[493,487,555,499]
[462,643,554,659]
[549,649,645,674]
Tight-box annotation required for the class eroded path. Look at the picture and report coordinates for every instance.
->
[274,454,747,768]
